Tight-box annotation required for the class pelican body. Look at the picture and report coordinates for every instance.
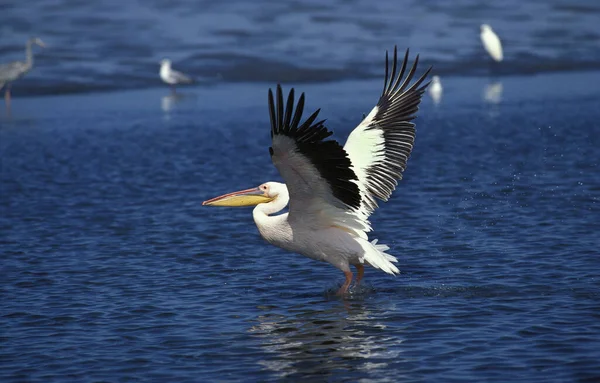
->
[0,37,45,110]
[480,24,503,62]
[160,59,193,93]
[204,47,431,295]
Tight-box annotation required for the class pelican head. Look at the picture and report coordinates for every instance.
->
[160,58,171,67]
[481,24,492,33]
[432,75,440,83]
[203,182,287,207]
[29,37,46,48]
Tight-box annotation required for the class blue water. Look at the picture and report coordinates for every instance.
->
[2,0,600,95]
[2,1,600,382]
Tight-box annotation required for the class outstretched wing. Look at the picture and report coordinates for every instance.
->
[344,46,431,217]
[268,85,370,235]
[267,47,430,234]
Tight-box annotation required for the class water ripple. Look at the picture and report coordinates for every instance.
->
[1,72,599,381]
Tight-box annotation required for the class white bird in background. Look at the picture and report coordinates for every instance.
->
[203,47,431,295]
[429,75,442,105]
[480,24,503,62]
[160,58,193,93]
[0,37,46,111]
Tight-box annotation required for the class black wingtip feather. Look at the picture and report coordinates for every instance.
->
[268,85,361,210]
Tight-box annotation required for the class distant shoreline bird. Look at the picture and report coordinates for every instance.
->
[0,37,46,111]
[203,47,431,296]
[160,59,193,93]
[429,75,442,105]
[480,24,503,62]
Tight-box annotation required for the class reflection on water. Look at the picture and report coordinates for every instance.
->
[249,301,405,381]
[3,72,600,382]
[430,90,442,106]
[483,81,503,104]
[161,93,186,112]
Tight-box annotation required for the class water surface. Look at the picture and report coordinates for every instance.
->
[1,1,600,382]
[1,0,600,95]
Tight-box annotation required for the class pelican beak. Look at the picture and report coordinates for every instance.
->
[36,39,46,48]
[202,187,274,207]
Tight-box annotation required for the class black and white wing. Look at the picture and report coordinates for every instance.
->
[268,85,370,235]
[268,46,430,234]
[344,46,431,217]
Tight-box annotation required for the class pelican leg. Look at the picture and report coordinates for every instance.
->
[337,270,353,296]
[170,84,176,95]
[355,264,365,286]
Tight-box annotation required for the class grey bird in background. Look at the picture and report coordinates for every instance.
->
[160,58,194,94]
[0,37,46,112]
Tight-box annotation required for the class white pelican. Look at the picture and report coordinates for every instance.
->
[480,24,503,62]
[203,47,431,295]
[0,37,46,111]
[160,58,193,93]
[429,75,442,105]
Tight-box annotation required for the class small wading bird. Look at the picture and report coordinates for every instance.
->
[480,24,503,62]
[0,37,46,111]
[160,58,193,93]
[203,46,431,295]
[429,75,442,105]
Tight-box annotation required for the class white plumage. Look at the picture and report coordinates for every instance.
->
[203,47,431,295]
[428,75,442,105]
[480,24,503,62]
